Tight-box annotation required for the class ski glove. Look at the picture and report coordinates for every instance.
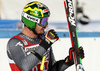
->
[45,29,59,44]
[40,29,59,50]
[65,46,85,66]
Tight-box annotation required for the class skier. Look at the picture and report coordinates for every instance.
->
[7,1,84,71]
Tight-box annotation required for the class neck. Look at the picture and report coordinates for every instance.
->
[22,26,38,38]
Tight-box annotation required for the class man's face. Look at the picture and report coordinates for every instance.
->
[35,23,48,35]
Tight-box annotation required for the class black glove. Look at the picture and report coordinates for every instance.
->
[78,46,84,59]
[65,46,85,66]
[40,29,59,50]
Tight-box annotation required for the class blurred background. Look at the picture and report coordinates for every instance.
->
[0,0,100,71]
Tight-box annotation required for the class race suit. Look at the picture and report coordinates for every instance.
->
[7,33,70,71]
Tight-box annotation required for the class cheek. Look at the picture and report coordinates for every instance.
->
[35,26,40,32]
[35,24,44,33]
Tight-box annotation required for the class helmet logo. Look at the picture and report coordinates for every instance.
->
[22,12,40,23]
[23,7,44,17]
[42,9,49,13]
[30,12,38,16]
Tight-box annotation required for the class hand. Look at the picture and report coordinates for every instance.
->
[78,46,84,59]
[65,46,85,66]
[45,29,59,44]
[40,29,59,50]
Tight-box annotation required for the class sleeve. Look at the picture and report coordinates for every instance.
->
[49,60,70,71]
[48,47,56,68]
[7,38,47,71]
[48,48,70,71]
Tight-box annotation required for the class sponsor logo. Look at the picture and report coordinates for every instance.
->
[25,45,39,53]
[67,0,76,26]
[30,12,38,16]
[22,40,28,45]
[15,42,23,47]
[42,9,49,13]
[26,47,36,52]
[27,15,39,23]
[22,12,40,23]
[50,32,55,38]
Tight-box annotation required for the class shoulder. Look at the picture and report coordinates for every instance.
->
[7,35,24,47]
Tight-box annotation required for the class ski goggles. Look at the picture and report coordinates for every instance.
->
[22,12,49,27]
[38,17,48,27]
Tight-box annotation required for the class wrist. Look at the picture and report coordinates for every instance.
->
[65,56,74,66]
[40,38,52,50]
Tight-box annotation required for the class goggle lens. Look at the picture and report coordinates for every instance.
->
[40,17,48,27]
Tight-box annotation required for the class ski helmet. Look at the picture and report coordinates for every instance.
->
[21,1,50,30]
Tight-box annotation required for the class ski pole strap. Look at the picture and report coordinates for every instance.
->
[31,51,42,60]
[40,56,46,71]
